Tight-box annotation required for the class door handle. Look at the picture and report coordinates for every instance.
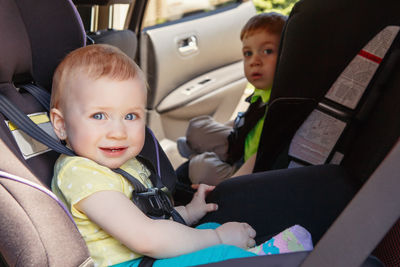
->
[177,35,198,55]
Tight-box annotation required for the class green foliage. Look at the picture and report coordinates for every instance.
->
[252,0,300,15]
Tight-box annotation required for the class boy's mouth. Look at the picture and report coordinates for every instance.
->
[251,73,262,80]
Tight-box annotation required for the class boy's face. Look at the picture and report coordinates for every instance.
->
[242,30,280,90]
[51,74,147,169]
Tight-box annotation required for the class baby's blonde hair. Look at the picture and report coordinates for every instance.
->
[51,44,145,109]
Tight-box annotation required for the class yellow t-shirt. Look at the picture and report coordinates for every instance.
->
[51,155,153,267]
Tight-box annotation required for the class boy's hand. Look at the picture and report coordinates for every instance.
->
[215,222,256,249]
[184,184,217,225]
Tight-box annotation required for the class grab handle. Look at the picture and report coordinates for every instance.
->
[177,35,198,55]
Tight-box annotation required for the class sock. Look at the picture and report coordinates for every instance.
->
[248,224,313,256]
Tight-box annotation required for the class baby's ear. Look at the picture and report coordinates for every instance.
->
[50,108,67,140]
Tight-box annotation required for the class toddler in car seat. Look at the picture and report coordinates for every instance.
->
[50,44,312,267]
[176,12,287,186]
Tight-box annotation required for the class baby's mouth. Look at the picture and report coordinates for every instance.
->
[100,147,127,153]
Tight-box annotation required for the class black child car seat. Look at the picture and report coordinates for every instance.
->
[253,0,400,265]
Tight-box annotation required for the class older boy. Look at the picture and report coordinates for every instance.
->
[177,12,287,185]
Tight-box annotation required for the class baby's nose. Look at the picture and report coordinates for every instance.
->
[107,120,127,139]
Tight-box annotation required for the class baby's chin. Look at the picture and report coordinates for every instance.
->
[90,158,126,169]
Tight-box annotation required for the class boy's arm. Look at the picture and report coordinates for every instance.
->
[231,153,257,178]
[76,190,254,258]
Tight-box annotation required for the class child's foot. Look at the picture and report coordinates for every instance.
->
[248,225,313,255]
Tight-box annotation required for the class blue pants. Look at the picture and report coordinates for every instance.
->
[112,222,256,267]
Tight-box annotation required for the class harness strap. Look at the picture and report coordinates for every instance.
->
[227,96,267,164]
[113,167,147,193]
[19,83,51,113]
[0,93,75,156]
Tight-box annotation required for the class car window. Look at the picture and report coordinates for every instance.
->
[142,0,238,28]
[109,0,300,31]
[112,4,131,30]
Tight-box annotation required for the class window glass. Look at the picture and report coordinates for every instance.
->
[253,0,300,15]
[142,0,237,28]
[112,4,130,30]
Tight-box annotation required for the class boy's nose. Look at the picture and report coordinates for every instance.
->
[107,120,127,139]
[250,55,261,66]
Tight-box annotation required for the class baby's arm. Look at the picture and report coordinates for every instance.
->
[175,184,217,225]
[76,190,255,259]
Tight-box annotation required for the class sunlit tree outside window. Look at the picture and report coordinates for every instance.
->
[253,0,300,15]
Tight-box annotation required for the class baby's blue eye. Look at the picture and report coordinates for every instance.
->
[125,113,137,120]
[263,49,273,55]
[92,113,105,120]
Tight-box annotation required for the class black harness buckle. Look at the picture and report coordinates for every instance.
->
[132,187,174,220]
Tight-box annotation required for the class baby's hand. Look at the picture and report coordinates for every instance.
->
[215,222,256,249]
[184,184,217,225]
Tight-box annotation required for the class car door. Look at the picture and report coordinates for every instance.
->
[134,0,256,166]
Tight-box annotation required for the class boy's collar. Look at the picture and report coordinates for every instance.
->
[251,87,272,104]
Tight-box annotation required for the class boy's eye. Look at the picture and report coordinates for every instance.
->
[243,51,252,57]
[92,113,105,120]
[263,49,274,55]
[125,113,137,120]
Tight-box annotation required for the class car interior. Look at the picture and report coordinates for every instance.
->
[0,0,399,266]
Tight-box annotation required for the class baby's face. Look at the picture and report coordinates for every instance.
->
[242,30,280,90]
[57,74,147,169]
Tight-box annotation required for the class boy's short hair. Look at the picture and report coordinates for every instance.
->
[240,12,287,40]
[51,44,145,109]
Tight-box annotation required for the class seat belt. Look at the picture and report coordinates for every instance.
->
[301,138,400,267]
[288,26,400,167]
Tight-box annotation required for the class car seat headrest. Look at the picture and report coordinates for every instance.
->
[0,0,32,84]
[271,0,400,103]
[15,0,86,90]
[0,0,86,90]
